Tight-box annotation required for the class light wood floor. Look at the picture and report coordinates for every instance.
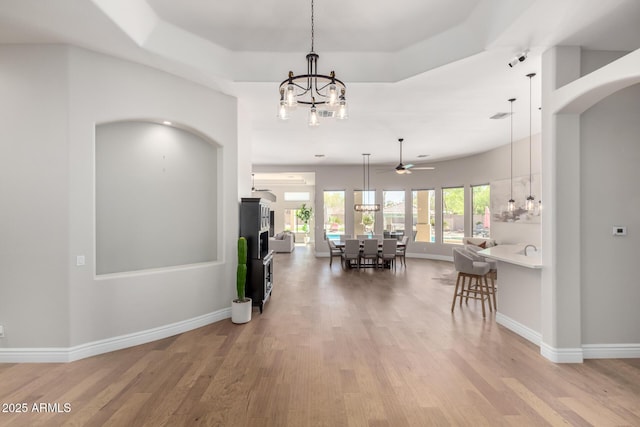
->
[1,246,639,426]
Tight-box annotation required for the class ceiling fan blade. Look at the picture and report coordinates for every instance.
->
[409,166,435,170]
[404,163,414,169]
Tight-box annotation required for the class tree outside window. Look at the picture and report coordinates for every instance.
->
[442,187,465,244]
[472,184,490,238]
[412,189,435,243]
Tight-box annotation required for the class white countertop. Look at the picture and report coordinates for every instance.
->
[478,244,542,269]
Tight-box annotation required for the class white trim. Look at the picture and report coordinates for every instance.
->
[495,312,542,346]
[583,344,640,359]
[540,342,584,363]
[0,308,231,364]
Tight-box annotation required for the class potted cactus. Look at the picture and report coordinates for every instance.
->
[231,237,252,324]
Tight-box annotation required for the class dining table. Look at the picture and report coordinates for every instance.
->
[333,239,405,269]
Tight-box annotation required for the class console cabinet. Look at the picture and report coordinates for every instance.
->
[240,198,274,313]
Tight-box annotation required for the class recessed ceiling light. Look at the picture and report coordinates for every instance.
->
[162,121,172,125]
[417,154,430,158]
[314,154,325,158]
[489,112,511,120]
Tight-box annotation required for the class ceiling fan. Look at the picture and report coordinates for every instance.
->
[391,138,435,174]
[251,174,271,192]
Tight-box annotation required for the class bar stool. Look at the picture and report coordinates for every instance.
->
[465,245,498,309]
[451,248,492,317]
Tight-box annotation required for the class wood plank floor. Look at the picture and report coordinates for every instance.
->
[1,246,639,426]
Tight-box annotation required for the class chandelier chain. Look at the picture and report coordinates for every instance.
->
[310,0,315,53]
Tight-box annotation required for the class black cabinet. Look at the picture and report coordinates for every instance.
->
[240,198,274,313]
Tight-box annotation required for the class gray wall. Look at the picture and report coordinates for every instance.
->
[581,83,640,344]
[96,121,218,274]
[0,44,238,351]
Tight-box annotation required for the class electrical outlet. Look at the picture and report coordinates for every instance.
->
[613,226,627,236]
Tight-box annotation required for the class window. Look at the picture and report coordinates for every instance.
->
[354,190,375,235]
[383,190,405,237]
[472,184,490,238]
[284,191,310,201]
[442,186,465,245]
[283,209,304,233]
[412,190,435,243]
[324,190,345,239]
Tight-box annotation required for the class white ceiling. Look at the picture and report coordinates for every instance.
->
[1,0,639,167]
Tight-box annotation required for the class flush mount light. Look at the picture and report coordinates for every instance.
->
[277,0,347,126]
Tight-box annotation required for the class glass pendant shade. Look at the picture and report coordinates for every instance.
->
[278,99,289,120]
[526,195,535,211]
[308,106,319,127]
[337,99,348,119]
[285,83,297,107]
[327,83,338,106]
[508,199,516,212]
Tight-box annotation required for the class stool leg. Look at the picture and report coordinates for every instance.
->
[451,273,462,312]
[484,276,493,312]
[477,277,486,317]
[489,273,497,310]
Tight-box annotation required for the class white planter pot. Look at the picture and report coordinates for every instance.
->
[231,298,252,324]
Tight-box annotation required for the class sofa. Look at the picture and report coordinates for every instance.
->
[269,232,295,253]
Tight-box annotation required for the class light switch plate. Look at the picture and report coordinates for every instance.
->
[76,255,86,266]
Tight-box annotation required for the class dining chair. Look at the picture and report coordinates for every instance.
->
[450,247,492,317]
[379,239,398,271]
[327,239,342,267]
[396,235,409,267]
[341,239,361,270]
[359,239,379,269]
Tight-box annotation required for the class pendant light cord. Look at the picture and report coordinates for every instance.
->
[509,98,515,200]
[528,73,535,198]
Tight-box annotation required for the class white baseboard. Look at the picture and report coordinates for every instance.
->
[582,343,640,359]
[495,312,542,346]
[0,307,231,364]
[540,343,584,363]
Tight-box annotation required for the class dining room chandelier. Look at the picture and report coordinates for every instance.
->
[277,0,348,126]
[354,154,380,212]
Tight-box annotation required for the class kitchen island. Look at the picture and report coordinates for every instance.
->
[479,244,542,345]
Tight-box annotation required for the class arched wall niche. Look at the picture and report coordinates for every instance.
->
[95,120,219,275]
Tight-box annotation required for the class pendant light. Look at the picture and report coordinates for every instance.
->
[354,154,380,212]
[525,73,536,211]
[278,0,348,126]
[507,98,516,212]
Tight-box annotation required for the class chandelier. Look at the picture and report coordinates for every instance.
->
[354,154,380,212]
[277,0,348,126]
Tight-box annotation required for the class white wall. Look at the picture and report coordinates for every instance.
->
[0,45,71,348]
[0,45,238,358]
